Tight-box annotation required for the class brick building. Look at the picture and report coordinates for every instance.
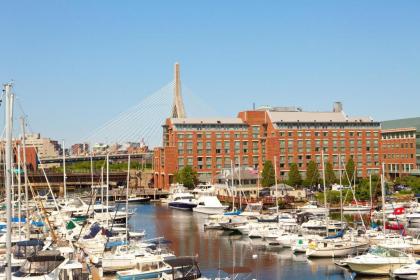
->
[154,103,381,189]
[381,117,420,178]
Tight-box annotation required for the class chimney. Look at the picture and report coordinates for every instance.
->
[333,102,343,113]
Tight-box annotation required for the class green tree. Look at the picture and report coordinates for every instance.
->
[261,160,275,188]
[324,161,337,186]
[345,157,355,186]
[304,160,320,187]
[175,166,199,189]
[288,163,302,187]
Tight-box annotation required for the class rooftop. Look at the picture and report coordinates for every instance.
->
[268,111,373,123]
[382,117,420,130]
[170,117,244,125]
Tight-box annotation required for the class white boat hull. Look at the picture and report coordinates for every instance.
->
[193,206,226,215]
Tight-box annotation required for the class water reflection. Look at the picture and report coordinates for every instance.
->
[129,204,354,280]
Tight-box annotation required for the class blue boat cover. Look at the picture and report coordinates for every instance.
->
[325,229,345,239]
[16,239,44,247]
[31,221,44,227]
[12,217,27,223]
[105,240,127,249]
[83,223,101,239]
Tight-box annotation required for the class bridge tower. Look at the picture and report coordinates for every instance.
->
[171,62,186,118]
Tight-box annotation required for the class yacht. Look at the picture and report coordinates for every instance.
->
[193,195,227,215]
[305,238,368,258]
[191,183,215,197]
[116,255,172,280]
[12,250,66,279]
[168,192,198,211]
[346,246,415,276]
[390,260,420,280]
[298,201,328,214]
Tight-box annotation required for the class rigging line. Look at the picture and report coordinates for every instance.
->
[84,81,173,142]
[115,96,171,143]
[110,91,172,144]
[98,93,169,145]
[84,92,169,144]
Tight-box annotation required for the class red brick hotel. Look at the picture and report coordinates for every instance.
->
[154,103,381,189]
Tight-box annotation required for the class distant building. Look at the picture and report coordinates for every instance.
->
[24,133,62,159]
[154,102,381,189]
[92,143,109,154]
[381,117,420,178]
[71,143,89,156]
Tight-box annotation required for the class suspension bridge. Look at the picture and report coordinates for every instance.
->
[82,63,217,148]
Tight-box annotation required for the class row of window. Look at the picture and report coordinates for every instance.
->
[384,154,415,159]
[278,130,379,138]
[382,132,416,140]
[275,123,380,130]
[382,143,415,149]
[279,139,379,147]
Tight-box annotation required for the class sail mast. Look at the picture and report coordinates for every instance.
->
[4,82,14,279]
[321,150,329,236]
[20,117,30,240]
[63,140,67,203]
[126,154,131,243]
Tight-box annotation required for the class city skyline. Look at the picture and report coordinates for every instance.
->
[1,1,419,144]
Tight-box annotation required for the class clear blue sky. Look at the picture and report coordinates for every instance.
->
[1,1,419,144]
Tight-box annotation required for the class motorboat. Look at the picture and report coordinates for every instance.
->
[346,246,415,276]
[390,260,420,280]
[342,203,371,212]
[116,255,172,279]
[305,238,368,258]
[193,195,227,215]
[203,215,228,230]
[116,194,151,203]
[12,250,66,279]
[160,256,205,280]
[298,201,328,214]
[168,192,198,211]
[239,202,263,217]
[191,183,215,197]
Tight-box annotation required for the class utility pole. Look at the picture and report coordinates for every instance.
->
[4,82,14,279]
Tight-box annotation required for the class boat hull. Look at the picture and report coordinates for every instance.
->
[168,202,197,210]
[348,262,407,276]
[193,206,225,215]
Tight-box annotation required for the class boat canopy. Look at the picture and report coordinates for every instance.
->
[324,229,344,239]
[16,239,44,247]
[165,256,198,268]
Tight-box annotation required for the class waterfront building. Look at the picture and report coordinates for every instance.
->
[381,117,420,178]
[24,133,62,159]
[71,143,90,156]
[154,102,381,189]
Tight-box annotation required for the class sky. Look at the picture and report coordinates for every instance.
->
[1,1,419,144]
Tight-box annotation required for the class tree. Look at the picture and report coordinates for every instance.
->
[288,163,302,187]
[304,160,320,187]
[261,160,275,188]
[324,161,337,186]
[175,166,199,189]
[345,157,355,186]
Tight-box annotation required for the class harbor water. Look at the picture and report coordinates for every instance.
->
[127,203,366,280]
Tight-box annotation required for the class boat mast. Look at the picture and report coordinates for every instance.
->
[126,154,130,243]
[274,156,278,214]
[238,158,242,211]
[230,158,235,211]
[106,153,109,226]
[62,140,67,203]
[101,166,104,214]
[4,82,13,279]
[321,150,329,236]
[20,117,30,240]
[17,144,22,240]
[381,163,386,233]
[338,154,343,228]
[369,173,373,210]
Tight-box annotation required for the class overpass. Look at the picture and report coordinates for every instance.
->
[41,152,153,164]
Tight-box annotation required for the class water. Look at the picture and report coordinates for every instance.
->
[127,204,360,280]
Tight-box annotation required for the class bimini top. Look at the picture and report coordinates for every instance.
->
[26,250,65,262]
[16,239,44,247]
[165,256,198,268]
